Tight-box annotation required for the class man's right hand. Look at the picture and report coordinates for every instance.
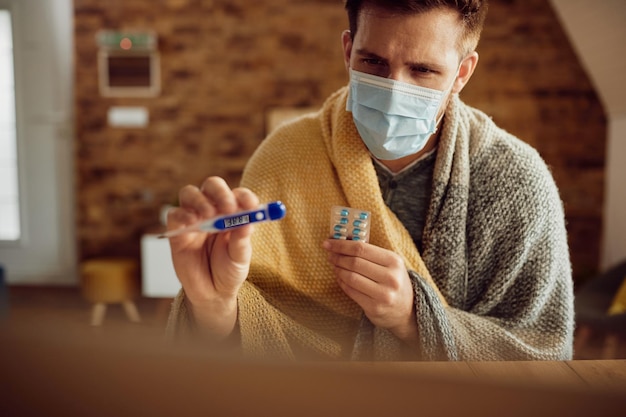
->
[167,176,259,339]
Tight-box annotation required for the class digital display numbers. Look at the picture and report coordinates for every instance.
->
[224,214,250,228]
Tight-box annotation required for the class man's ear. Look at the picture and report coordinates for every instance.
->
[341,30,353,72]
[452,51,479,94]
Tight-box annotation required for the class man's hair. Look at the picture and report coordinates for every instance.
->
[344,0,488,57]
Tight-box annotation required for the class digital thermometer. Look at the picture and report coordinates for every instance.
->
[159,201,286,239]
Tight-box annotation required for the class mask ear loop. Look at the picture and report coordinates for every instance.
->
[433,64,462,133]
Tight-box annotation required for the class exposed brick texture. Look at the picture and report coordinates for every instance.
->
[74,0,606,286]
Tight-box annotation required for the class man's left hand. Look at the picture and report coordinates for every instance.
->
[323,239,418,343]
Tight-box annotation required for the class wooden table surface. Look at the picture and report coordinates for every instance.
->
[350,359,626,391]
[2,326,625,417]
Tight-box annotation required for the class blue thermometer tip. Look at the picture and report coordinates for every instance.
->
[267,201,287,221]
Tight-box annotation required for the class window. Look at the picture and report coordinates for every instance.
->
[0,9,20,241]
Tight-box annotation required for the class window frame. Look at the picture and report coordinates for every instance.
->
[0,6,23,245]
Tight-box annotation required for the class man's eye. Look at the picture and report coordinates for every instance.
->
[363,58,384,66]
[412,66,433,74]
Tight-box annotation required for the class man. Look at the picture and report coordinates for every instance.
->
[166,0,574,360]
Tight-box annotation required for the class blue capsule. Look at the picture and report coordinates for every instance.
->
[331,206,371,243]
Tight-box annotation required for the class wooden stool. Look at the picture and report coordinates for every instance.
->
[81,258,141,326]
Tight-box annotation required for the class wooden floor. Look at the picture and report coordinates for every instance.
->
[1,285,171,347]
[1,284,624,360]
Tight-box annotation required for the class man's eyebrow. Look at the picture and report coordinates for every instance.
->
[354,48,387,62]
[355,47,445,71]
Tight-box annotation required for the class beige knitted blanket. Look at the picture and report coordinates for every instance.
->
[167,87,574,361]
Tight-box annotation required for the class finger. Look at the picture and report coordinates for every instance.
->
[199,176,238,215]
[323,239,401,268]
[166,206,199,231]
[333,264,382,299]
[233,187,260,211]
[224,188,260,262]
[327,250,377,279]
[166,205,214,251]
[338,276,374,309]
[178,184,216,220]
[328,249,393,296]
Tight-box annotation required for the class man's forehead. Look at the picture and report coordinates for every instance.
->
[354,6,463,64]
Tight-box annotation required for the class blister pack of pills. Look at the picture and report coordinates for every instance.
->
[330,206,371,242]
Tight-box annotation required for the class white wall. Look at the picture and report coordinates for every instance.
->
[549,0,626,270]
[604,117,626,269]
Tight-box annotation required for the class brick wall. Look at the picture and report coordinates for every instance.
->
[74,0,606,286]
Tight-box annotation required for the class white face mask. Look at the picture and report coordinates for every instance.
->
[346,69,456,160]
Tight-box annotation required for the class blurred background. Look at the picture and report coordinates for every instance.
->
[0,0,625,360]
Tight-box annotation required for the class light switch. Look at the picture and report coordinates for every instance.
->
[107,106,149,128]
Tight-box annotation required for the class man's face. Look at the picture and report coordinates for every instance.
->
[343,6,477,101]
